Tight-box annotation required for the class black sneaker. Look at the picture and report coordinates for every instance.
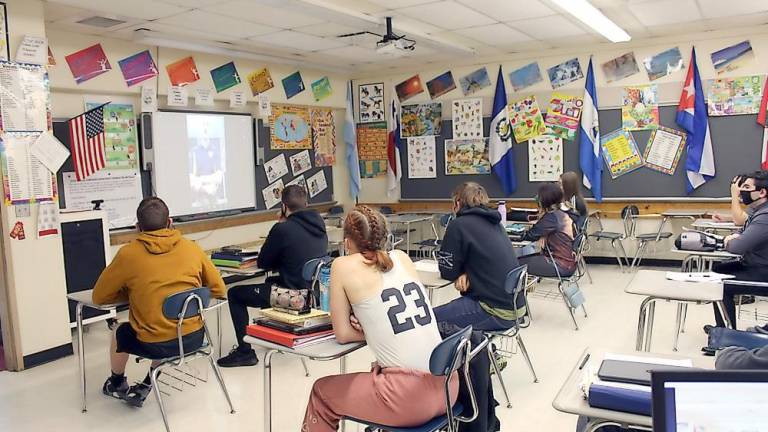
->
[703,324,715,334]
[102,377,129,400]
[217,346,259,368]
[124,383,152,408]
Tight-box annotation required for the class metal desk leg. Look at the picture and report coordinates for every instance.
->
[340,356,347,432]
[76,302,87,413]
[673,303,684,352]
[264,350,277,432]
[636,297,651,351]
[644,301,656,352]
[405,222,411,256]
[216,307,222,359]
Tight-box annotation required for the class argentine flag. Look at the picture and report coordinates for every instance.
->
[489,66,516,195]
[579,58,602,202]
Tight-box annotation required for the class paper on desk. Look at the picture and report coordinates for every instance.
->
[604,353,693,367]
[414,259,439,273]
[665,271,735,283]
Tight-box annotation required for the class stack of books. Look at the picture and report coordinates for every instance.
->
[211,247,259,271]
[246,308,334,348]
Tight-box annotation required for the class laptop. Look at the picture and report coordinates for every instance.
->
[651,370,768,432]
[597,359,692,386]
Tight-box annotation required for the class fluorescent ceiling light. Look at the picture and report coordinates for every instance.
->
[549,0,631,43]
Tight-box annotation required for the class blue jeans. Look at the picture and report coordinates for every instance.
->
[433,296,516,331]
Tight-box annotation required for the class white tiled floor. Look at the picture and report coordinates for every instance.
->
[0,265,742,431]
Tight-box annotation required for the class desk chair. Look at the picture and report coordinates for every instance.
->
[141,287,235,432]
[381,206,417,251]
[627,210,674,270]
[540,233,589,330]
[588,208,632,272]
[575,216,593,284]
[414,214,453,259]
[485,265,539,409]
[346,326,481,432]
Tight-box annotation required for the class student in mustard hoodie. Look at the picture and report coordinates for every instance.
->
[93,197,226,407]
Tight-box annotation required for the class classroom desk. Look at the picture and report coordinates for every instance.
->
[660,209,710,220]
[552,347,714,432]
[512,240,540,257]
[386,214,434,255]
[691,218,740,233]
[243,335,366,432]
[670,247,740,272]
[414,259,452,303]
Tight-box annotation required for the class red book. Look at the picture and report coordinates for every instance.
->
[246,324,334,348]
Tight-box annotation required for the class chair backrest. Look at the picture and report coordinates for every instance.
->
[302,256,333,283]
[439,213,454,228]
[504,265,529,327]
[429,325,473,376]
[162,287,211,320]
[621,205,640,237]
[328,205,344,215]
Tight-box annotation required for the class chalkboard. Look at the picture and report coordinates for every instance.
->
[400,105,763,200]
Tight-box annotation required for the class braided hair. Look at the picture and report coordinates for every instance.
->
[343,205,394,272]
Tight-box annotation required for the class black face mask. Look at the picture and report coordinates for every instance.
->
[740,190,759,205]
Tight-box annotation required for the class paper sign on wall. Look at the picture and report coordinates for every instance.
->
[15,36,48,65]
[230,90,246,108]
[195,87,214,106]
[528,135,563,182]
[62,171,143,228]
[167,86,188,107]
[141,85,157,112]
[407,136,437,178]
[258,94,271,118]
[37,201,59,238]
[29,131,70,173]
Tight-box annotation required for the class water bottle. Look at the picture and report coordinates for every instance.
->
[498,201,507,227]
[318,265,331,312]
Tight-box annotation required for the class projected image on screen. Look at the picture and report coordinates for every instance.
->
[187,115,227,210]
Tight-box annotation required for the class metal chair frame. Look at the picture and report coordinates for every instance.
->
[588,210,631,272]
[539,231,590,330]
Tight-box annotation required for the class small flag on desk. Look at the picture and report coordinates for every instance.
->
[757,75,768,170]
[68,103,108,181]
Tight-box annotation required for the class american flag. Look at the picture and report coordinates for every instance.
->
[68,104,106,181]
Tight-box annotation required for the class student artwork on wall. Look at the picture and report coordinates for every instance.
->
[528,135,563,182]
[711,40,754,75]
[282,71,305,99]
[707,75,763,116]
[407,136,436,179]
[509,62,543,92]
[601,52,639,83]
[358,82,384,123]
[117,50,158,87]
[600,128,644,178]
[310,108,336,166]
[444,138,490,175]
[65,44,111,84]
[289,150,312,176]
[643,47,684,81]
[270,104,311,149]
[247,68,274,95]
[0,3,8,61]
[47,46,56,66]
[547,58,583,89]
[166,56,200,86]
[643,126,686,175]
[84,102,139,170]
[210,61,241,93]
[452,98,482,139]
[356,122,388,178]
[263,179,284,209]
[286,174,307,193]
[544,92,583,141]
[395,74,424,102]
[459,67,491,96]
[307,170,327,198]
[401,102,443,137]
[622,85,659,130]
[508,95,546,143]
[264,154,288,184]
[426,71,456,99]
[311,76,332,102]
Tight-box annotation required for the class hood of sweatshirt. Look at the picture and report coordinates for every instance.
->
[136,228,182,255]
[289,210,327,237]
[457,206,502,225]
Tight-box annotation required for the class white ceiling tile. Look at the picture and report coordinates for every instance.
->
[292,22,364,37]
[628,0,701,26]
[159,0,229,7]
[320,45,384,62]
[456,0,555,22]
[44,3,90,22]
[508,15,587,39]
[454,24,532,46]
[250,30,349,51]
[43,0,187,20]
[705,12,768,30]
[156,10,279,39]
[645,20,711,36]
[365,0,439,9]
[697,0,768,18]
[205,1,325,28]
[374,13,445,35]
[396,1,497,30]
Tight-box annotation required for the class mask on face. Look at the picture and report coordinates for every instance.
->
[740,190,758,205]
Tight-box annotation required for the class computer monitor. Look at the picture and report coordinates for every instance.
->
[651,370,768,432]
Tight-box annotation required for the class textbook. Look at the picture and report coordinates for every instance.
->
[260,308,330,326]
[256,318,332,335]
[246,324,335,348]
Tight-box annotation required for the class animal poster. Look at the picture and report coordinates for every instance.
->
[117,50,157,87]
[247,68,274,95]
[600,128,644,178]
[401,102,443,137]
[395,74,424,102]
[643,126,686,175]
[310,108,336,166]
[643,47,684,81]
[544,92,583,141]
[528,135,563,182]
[707,75,763,116]
[601,52,640,83]
[264,154,288,184]
[64,44,111,84]
[622,84,659,130]
[547,58,583,89]
[311,76,332,101]
[509,62,543,92]
[711,40,754,75]
[85,102,139,170]
[210,61,241,93]
[459,67,491,96]
[452,98,482,139]
[426,71,456,99]
[269,104,311,149]
[407,136,436,179]
[262,179,284,209]
[282,71,305,99]
[358,82,384,123]
[356,122,388,178]
[444,138,490,175]
[165,56,200,86]
[307,170,327,198]
[289,150,312,176]
[508,95,546,143]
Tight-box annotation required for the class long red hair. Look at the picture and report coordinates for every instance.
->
[343,205,394,272]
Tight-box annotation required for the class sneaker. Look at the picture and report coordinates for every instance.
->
[747,325,768,335]
[703,324,715,335]
[217,346,259,368]
[102,377,129,400]
[124,383,152,408]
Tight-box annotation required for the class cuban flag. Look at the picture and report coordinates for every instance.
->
[344,81,361,201]
[579,58,602,202]
[489,66,516,195]
[386,86,402,196]
[676,47,715,192]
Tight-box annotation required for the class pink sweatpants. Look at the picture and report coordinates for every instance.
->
[303,365,459,432]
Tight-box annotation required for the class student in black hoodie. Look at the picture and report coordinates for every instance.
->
[217,185,328,367]
[434,182,523,331]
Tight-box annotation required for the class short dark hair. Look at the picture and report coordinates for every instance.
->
[282,185,308,212]
[452,182,489,209]
[538,183,564,210]
[136,197,169,231]
[746,171,768,192]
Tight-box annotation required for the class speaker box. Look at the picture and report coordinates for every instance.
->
[140,112,154,171]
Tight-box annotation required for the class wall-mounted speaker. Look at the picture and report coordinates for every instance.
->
[140,112,153,171]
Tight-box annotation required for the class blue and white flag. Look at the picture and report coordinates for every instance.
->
[676,47,715,192]
[488,65,516,195]
[344,81,361,201]
[579,58,602,202]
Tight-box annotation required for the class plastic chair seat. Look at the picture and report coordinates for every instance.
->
[391,228,416,236]
[346,403,463,432]
[636,232,673,240]
[415,239,440,247]
[590,231,622,240]
[139,342,210,361]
